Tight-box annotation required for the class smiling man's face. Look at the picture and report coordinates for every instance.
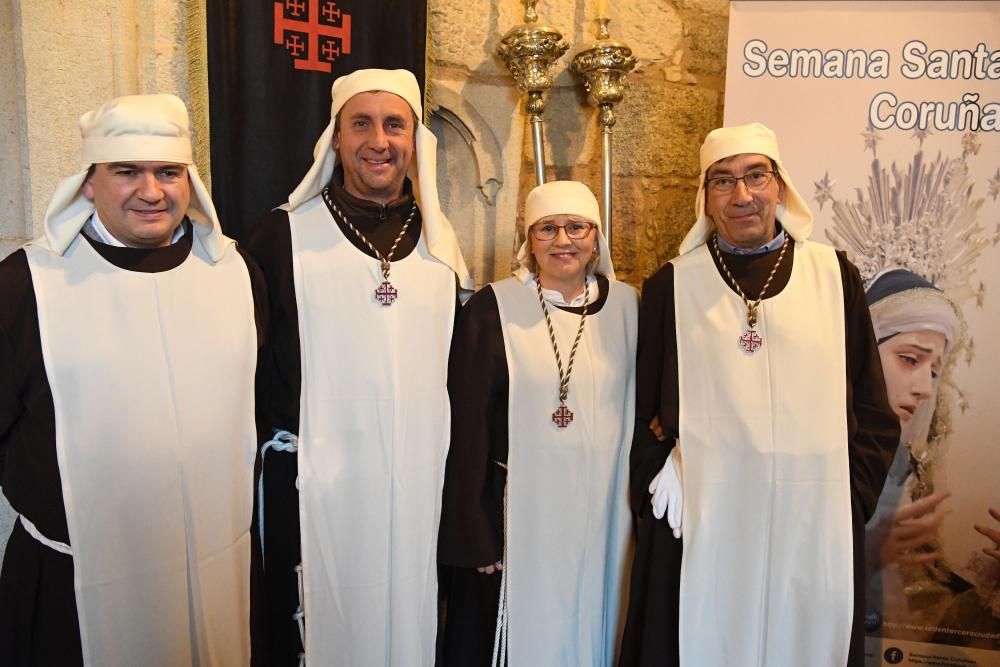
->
[82,161,190,248]
[332,91,416,205]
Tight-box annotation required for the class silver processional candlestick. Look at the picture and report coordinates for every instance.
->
[570,16,636,251]
[497,0,569,187]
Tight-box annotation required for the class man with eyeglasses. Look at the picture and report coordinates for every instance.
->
[619,122,899,666]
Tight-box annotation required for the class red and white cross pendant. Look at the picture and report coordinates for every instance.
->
[552,404,574,428]
[738,328,763,354]
[374,280,399,306]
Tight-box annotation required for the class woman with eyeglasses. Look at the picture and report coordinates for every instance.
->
[438,181,638,666]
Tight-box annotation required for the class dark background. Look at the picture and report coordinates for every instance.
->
[207,0,427,240]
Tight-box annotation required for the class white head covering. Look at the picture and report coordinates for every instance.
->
[514,180,615,281]
[40,94,228,260]
[679,121,812,255]
[282,68,473,290]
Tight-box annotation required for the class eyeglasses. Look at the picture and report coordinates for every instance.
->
[529,220,597,241]
[705,170,776,195]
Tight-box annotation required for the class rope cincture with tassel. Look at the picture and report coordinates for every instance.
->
[491,459,509,666]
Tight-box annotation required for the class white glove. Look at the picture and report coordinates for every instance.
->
[648,444,683,538]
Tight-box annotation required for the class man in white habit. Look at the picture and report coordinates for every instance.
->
[246,68,473,665]
[0,94,265,666]
[619,122,900,667]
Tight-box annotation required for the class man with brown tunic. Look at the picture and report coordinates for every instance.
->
[247,68,472,666]
[0,94,266,666]
[619,122,900,667]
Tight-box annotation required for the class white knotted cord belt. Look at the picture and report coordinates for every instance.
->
[18,514,72,555]
[256,429,305,665]
[491,459,509,667]
[294,562,306,667]
[257,429,298,561]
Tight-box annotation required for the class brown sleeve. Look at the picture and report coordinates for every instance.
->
[0,249,69,541]
[0,249,42,472]
[629,263,678,517]
[243,211,300,434]
[438,286,509,568]
[838,251,901,522]
[0,252,28,450]
[235,245,270,351]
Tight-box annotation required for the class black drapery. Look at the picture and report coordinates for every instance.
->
[206,0,427,241]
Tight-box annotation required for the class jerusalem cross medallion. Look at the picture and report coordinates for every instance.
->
[552,404,574,428]
[374,281,399,306]
[738,328,763,354]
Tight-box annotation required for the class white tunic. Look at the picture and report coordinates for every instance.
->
[492,276,637,667]
[23,233,256,667]
[289,195,456,666]
[672,241,852,666]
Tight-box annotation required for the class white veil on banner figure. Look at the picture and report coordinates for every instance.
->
[725,2,1000,665]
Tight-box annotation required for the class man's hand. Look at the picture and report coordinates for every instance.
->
[880,491,950,565]
[649,444,683,538]
[649,416,667,442]
[974,507,1000,562]
[477,561,503,575]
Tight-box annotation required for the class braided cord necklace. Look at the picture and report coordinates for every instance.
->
[322,187,417,306]
[710,233,790,355]
[535,277,589,428]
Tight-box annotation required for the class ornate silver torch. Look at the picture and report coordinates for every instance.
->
[497,0,569,187]
[570,16,636,250]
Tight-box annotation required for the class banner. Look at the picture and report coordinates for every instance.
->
[206,0,427,241]
[726,2,999,664]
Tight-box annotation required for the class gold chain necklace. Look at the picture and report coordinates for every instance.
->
[710,234,790,355]
[323,187,417,306]
[535,278,589,428]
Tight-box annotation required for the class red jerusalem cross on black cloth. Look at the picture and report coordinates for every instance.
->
[206,0,427,242]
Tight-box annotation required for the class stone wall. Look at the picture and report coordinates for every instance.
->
[0,0,207,259]
[0,1,27,260]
